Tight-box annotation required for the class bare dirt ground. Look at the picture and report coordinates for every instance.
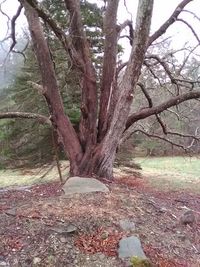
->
[0,176,199,267]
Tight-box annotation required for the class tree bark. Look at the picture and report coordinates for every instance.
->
[64,0,98,152]
[76,143,116,178]
[13,0,198,181]
[21,0,83,175]
[98,0,120,142]
[96,0,154,176]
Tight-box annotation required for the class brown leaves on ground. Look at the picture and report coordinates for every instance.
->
[2,235,24,253]
[75,227,124,256]
[144,245,189,267]
[0,181,62,212]
[0,177,199,266]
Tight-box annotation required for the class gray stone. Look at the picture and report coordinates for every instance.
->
[5,208,17,216]
[118,236,147,259]
[180,210,195,225]
[60,237,67,243]
[62,177,109,196]
[119,219,136,231]
[33,257,42,265]
[49,223,77,235]
[0,261,9,267]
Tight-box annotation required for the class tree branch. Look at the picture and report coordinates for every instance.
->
[9,3,23,52]
[133,129,188,151]
[23,0,83,69]
[98,0,120,142]
[0,112,51,125]
[176,18,200,44]
[137,82,153,107]
[21,0,83,172]
[148,0,193,46]
[64,0,98,151]
[103,0,154,150]
[118,20,134,46]
[126,90,200,130]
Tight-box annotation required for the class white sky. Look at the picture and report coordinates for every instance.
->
[0,0,200,61]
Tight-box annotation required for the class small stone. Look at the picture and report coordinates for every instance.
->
[5,208,17,216]
[180,210,195,225]
[60,237,67,243]
[0,261,9,267]
[177,234,186,241]
[49,223,77,235]
[33,257,42,265]
[65,224,77,233]
[159,207,167,213]
[118,236,147,259]
[98,253,106,260]
[119,219,136,231]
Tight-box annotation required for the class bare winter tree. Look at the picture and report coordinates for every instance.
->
[1,0,200,179]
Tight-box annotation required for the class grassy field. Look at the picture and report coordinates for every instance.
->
[0,157,200,193]
[0,162,69,189]
[135,156,200,192]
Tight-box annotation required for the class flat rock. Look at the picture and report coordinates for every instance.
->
[119,219,136,231]
[49,223,77,235]
[5,208,17,216]
[0,261,10,267]
[62,177,109,196]
[118,236,147,259]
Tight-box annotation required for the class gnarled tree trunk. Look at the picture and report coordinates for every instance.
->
[4,0,196,180]
[18,0,153,179]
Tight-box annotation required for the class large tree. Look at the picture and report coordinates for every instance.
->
[0,0,104,167]
[1,0,200,179]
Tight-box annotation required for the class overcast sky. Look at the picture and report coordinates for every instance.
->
[0,0,200,61]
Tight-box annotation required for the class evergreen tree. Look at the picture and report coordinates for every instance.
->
[0,0,104,167]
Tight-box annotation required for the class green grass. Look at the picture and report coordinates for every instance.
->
[0,162,69,189]
[135,156,200,192]
[0,157,200,193]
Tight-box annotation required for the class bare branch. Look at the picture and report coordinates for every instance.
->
[177,44,199,75]
[155,114,167,134]
[0,0,10,39]
[0,112,51,125]
[9,3,23,52]
[148,0,193,46]
[145,54,178,84]
[166,108,180,120]
[118,20,134,46]
[155,114,200,142]
[187,127,199,149]
[126,90,200,130]
[123,0,133,21]
[133,129,187,151]
[143,60,164,87]
[177,18,200,44]
[182,10,200,23]
[22,0,83,69]
[137,82,153,107]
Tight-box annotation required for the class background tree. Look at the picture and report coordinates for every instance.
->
[0,0,200,179]
[0,0,105,167]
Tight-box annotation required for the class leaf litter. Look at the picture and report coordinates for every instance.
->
[0,177,199,266]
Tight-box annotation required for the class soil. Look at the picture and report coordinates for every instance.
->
[0,177,199,267]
